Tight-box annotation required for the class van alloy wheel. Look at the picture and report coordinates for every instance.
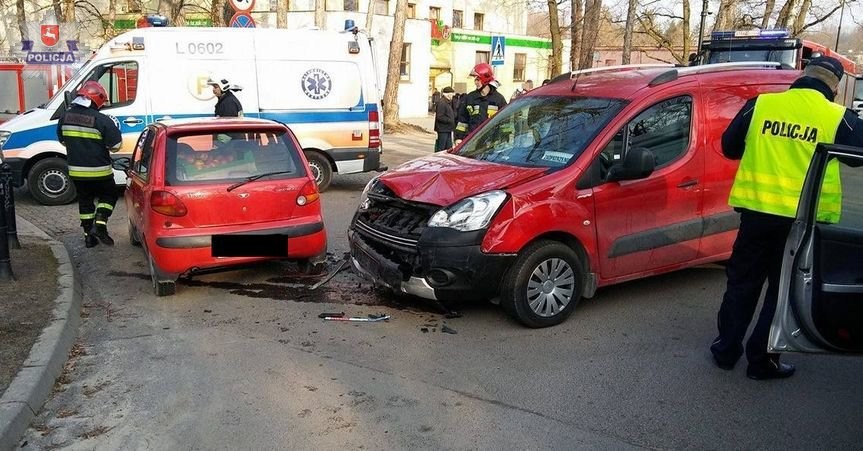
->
[27,157,77,205]
[501,240,584,328]
[304,151,332,192]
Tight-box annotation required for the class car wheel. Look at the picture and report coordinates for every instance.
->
[128,220,141,247]
[147,250,175,297]
[501,240,584,328]
[27,158,76,205]
[304,150,332,192]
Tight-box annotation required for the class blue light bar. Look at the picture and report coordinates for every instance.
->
[710,28,791,40]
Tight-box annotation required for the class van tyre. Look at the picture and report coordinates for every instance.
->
[128,221,141,247]
[28,157,76,205]
[305,151,332,192]
[501,240,584,328]
[147,250,176,296]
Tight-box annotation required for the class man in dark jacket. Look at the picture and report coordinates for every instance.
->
[711,56,863,380]
[434,87,456,151]
[57,81,122,247]
[454,63,508,144]
[207,76,244,117]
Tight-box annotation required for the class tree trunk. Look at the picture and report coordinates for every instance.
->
[107,0,116,37]
[315,0,325,28]
[621,0,636,64]
[775,0,797,28]
[548,0,562,76]
[277,0,287,28]
[761,0,776,29]
[712,0,736,32]
[53,1,63,23]
[382,0,408,126]
[366,0,374,31]
[578,0,601,70]
[16,0,27,41]
[791,0,811,36]
[570,0,582,72]
[682,0,691,61]
[211,0,226,26]
[158,0,185,26]
[63,0,74,23]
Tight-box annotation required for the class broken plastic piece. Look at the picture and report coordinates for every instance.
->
[319,312,345,319]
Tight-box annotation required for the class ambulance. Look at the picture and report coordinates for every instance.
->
[0,25,384,205]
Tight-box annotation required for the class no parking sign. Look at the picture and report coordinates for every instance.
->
[229,12,256,28]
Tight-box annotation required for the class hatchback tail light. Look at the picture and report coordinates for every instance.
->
[296,180,320,206]
[151,191,188,217]
[369,110,381,149]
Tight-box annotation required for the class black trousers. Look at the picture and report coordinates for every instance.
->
[72,177,118,232]
[712,210,794,367]
[435,132,453,152]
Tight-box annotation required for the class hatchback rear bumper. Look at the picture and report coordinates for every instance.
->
[149,222,326,276]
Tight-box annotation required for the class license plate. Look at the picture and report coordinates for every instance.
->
[211,234,288,257]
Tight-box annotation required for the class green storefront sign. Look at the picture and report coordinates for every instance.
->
[449,32,552,50]
[109,16,212,30]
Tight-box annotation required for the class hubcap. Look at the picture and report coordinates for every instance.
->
[41,170,68,195]
[308,162,322,184]
[526,258,576,317]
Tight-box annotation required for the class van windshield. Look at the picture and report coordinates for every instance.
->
[455,96,627,168]
[166,130,306,185]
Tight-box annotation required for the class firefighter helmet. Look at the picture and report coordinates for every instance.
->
[77,81,109,109]
[470,63,496,86]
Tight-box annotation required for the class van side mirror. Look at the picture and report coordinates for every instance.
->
[606,147,655,182]
[64,91,74,108]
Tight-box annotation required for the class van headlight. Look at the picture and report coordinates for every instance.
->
[428,190,507,232]
[0,131,10,150]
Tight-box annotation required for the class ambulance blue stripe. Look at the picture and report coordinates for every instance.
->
[3,124,56,150]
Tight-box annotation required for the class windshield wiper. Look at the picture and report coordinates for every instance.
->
[226,171,292,192]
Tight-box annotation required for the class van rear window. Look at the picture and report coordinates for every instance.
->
[456,96,627,168]
[166,130,305,185]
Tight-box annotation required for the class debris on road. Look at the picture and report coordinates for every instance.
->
[318,312,345,319]
[321,313,390,322]
[309,255,350,290]
[441,325,457,334]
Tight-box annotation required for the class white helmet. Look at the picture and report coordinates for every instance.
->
[206,76,242,92]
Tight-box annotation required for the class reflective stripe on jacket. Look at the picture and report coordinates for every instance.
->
[729,89,845,223]
[56,104,123,180]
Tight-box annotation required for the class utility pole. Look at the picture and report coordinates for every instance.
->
[697,0,709,54]
[835,0,847,52]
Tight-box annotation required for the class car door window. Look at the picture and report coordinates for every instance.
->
[82,61,139,110]
[599,96,692,179]
[131,128,155,181]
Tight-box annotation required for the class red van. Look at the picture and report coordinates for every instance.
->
[349,63,801,327]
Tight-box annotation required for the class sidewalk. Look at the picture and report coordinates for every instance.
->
[0,217,82,450]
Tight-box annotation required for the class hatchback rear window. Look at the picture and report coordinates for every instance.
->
[455,96,627,168]
[166,130,305,185]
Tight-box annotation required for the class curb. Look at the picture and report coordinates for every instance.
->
[0,216,82,451]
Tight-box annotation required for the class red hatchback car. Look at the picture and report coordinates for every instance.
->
[350,63,801,327]
[124,118,327,296]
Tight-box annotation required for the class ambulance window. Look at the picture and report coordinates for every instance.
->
[81,61,139,109]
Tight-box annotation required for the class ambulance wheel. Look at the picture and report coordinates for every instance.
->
[147,250,175,297]
[28,158,76,206]
[305,151,332,192]
[501,240,584,328]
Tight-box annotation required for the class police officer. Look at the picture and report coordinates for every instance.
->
[207,76,244,117]
[57,81,122,247]
[711,56,863,380]
[454,63,507,144]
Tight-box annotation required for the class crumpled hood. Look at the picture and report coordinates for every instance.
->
[379,152,547,206]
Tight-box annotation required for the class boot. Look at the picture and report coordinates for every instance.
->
[84,232,99,248]
[90,224,114,246]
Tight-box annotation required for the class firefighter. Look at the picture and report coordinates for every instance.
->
[57,81,123,247]
[206,76,244,118]
[710,56,863,380]
[454,63,507,144]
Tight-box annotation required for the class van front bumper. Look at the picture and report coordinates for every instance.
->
[2,157,26,187]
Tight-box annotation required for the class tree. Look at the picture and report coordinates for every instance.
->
[315,0,325,27]
[366,0,374,30]
[570,0,582,71]
[210,0,227,27]
[277,0,287,28]
[622,0,637,64]
[712,0,737,32]
[775,0,797,28]
[158,0,186,26]
[761,0,776,29]
[16,0,27,42]
[636,0,692,65]
[578,0,601,69]
[382,0,408,127]
[547,0,563,76]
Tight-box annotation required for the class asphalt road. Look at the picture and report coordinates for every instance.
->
[13,129,862,450]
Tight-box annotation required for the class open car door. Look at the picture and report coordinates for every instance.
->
[770,143,863,354]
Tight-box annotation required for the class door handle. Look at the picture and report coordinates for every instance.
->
[123,117,144,125]
[677,179,698,188]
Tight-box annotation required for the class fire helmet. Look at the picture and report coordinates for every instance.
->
[77,81,109,109]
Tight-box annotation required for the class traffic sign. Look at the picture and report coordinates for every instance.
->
[229,0,255,12]
[490,35,505,66]
[229,12,256,28]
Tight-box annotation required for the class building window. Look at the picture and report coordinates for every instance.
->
[429,6,441,20]
[344,0,358,11]
[474,12,484,30]
[374,0,388,15]
[513,53,526,81]
[476,51,490,65]
[452,9,463,28]
[407,3,416,18]
[400,43,411,81]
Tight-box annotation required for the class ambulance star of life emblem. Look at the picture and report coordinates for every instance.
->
[301,68,332,100]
